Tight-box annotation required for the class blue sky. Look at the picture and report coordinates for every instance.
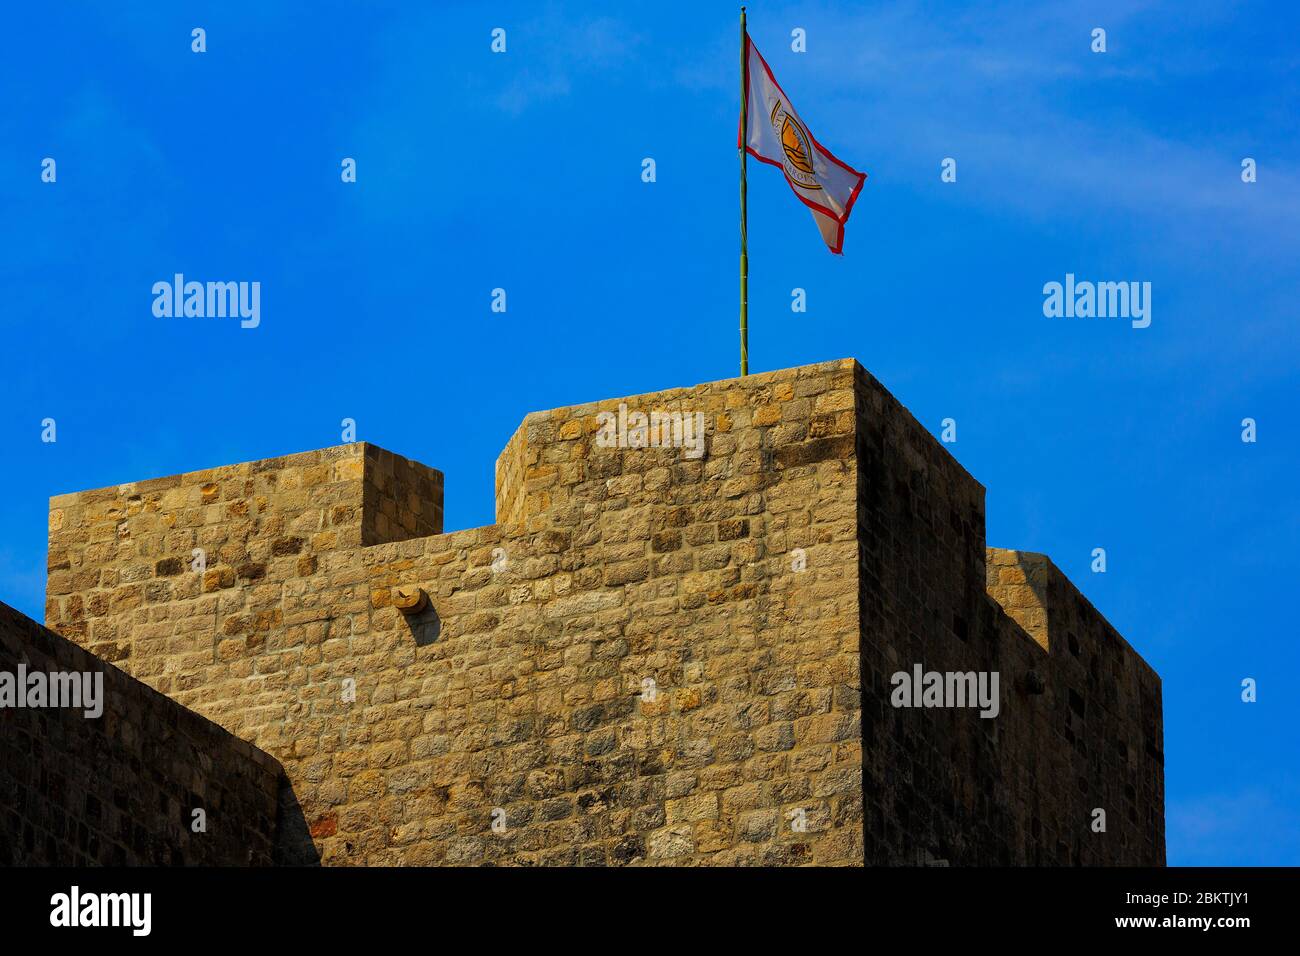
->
[2,1,1296,865]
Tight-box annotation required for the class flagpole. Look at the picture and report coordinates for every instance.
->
[739,7,750,376]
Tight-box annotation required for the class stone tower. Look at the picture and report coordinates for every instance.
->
[19,359,1163,865]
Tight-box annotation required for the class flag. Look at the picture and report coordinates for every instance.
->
[740,37,866,254]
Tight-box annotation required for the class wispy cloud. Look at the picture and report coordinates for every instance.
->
[492,15,642,113]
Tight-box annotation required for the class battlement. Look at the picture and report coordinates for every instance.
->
[45,443,442,671]
[26,359,1163,865]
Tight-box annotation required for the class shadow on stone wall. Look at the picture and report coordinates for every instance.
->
[0,600,298,866]
[402,605,441,647]
[273,775,321,866]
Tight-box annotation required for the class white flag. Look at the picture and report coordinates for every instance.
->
[741,37,866,254]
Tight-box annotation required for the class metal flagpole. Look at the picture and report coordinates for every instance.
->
[739,6,749,377]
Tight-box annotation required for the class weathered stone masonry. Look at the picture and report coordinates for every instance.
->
[25,358,1163,865]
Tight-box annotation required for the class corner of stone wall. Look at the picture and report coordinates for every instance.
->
[985,546,1163,693]
[985,548,1052,651]
[494,416,535,532]
[360,443,445,545]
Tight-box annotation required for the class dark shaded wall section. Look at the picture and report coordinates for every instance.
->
[0,600,307,865]
[986,550,1165,865]
[853,364,1164,865]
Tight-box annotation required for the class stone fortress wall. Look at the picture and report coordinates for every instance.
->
[25,359,1163,865]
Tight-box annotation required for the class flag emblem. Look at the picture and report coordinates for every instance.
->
[772,101,821,189]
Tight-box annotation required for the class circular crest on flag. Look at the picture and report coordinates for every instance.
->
[769,98,821,190]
